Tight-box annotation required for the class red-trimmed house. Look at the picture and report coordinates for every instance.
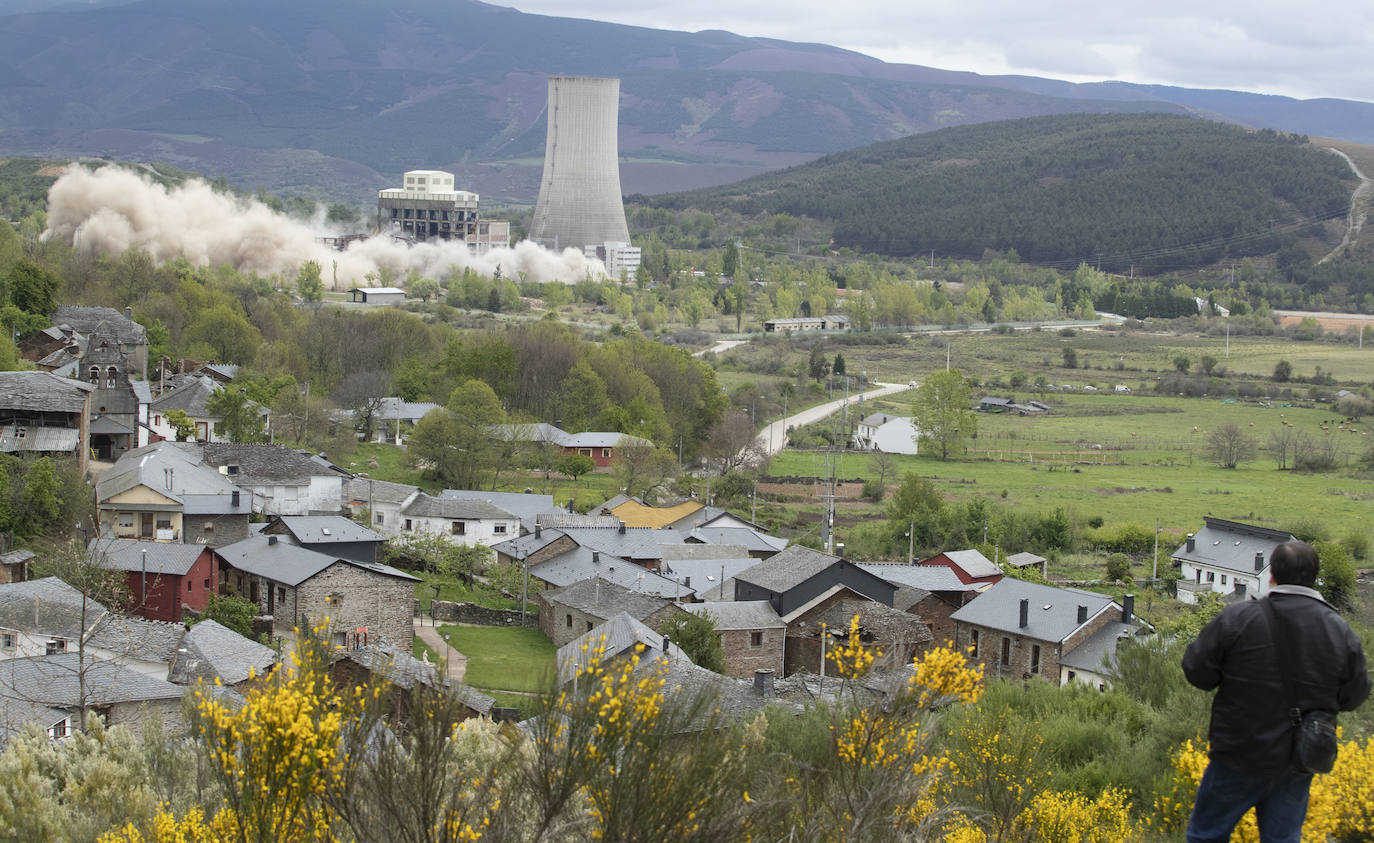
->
[90,538,218,622]
[559,432,654,468]
[917,549,1003,586]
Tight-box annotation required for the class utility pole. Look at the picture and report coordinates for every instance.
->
[1153,520,1161,586]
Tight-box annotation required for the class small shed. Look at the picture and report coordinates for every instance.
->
[348,287,407,305]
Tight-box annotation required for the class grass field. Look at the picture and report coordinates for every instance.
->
[438,625,556,695]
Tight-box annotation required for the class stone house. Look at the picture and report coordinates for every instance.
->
[47,305,149,379]
[554,612,691,684]
[681,601,785,679]
[166,619,278,692]
[80,331,152,461]
[330,643,494,722]
[950,579,1138,685]
[396,493,521,547]
[782,590,933,677]
[0,371,94,473]
[491,526,577,569]
[95,442,252,547]
[0,654,183,745]
[538,577,684,648]
[858,563,985,645]
[215,533,418,647]
[148,376,267,443]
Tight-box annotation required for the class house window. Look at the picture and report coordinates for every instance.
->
[1030,645,1041,674]
[375,512,385,525]
[1000,637,1011,668]
[46,639,66,655]
[969,629,980,658]
[50,719,68,739]
[601,448,610,458]
[565,614,572,628]
[277,587,286,604]
[106,366,117,387]
[1,633,13,649]
[1205,571,1215,583]
[1067,670,1076,682]
[750,631,763,647]
[452,521,466,535]
[586,621,594,632]
[404,519,413,532]
[118,512,134,529]
[187,580,192,593]
[1220,574,1228,586]
[154,415,161,426]
[226,463,239,475]
[493,524,507,535]
[204,578,210,589]
[579,448,592,457]
[332,632,346,648]
[156,514,172,531]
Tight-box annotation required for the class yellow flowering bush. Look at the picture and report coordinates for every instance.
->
[1020,787,1138,842]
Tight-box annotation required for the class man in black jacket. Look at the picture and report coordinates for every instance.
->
[1182,541,1369,842]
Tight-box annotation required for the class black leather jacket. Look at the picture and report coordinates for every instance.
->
[1182,586,1370,773]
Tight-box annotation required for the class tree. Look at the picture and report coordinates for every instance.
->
[1274,359,1293,383]
[557,453,595,487]
[1061,348,1078,369]
[887,472,944,552]
[832,354,846,376]
[1105,553,1132,583]
[5,259,59,316]
[405,410,462,486]
[722,241,739,280]
[295,260,324,303]
[1336,393,1372,420]
[196,593,258,638]
[1205,423,1257,469]
[704,411,764,475]
[332,370,391,442]
[1172,355,1191,373]
[1267,426,1300,470]
[205,388,266,443]
[612,442,677,501]
[1313,540,1356,611]
[1199,354,1218,376]
[868,451,896,491]
[910,369,977,460]
[808,345,830,382]
[660,612,726,674]
[410,277,441,303]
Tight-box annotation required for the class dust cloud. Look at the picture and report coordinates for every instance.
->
[42,166,606,286]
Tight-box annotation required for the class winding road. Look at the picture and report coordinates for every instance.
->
[1321,147,1371,265]
[754,381,912,458]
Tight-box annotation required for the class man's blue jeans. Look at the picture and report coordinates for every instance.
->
[1186,759,1313,843]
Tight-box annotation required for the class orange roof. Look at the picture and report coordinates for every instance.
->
[610,499,704,529]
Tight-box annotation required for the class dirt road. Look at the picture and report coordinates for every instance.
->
[754,382,912,458]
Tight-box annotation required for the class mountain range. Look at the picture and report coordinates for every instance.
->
[1,0,1371,203]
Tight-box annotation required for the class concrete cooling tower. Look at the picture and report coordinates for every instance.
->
[529,76,631,251]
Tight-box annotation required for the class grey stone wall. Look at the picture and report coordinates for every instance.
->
[297,563,414,647]
[432,600,538,628]
[719,627,784,679]
[187,514,251,548]
[107,698,185,740]
[958,608,1119,684]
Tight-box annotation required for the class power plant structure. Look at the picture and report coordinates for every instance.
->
[377,170,510,253]
[529,76,640,278]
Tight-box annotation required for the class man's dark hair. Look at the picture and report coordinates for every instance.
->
[1271,541,1319,587]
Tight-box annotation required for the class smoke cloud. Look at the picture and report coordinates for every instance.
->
[43,166,607,285]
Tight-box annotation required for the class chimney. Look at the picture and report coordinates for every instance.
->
[753,669,775,697]
[1122,594,1135,625]
[534,525,541,539]
[125,306,132,320]
[592,551,600,564]
[1018,598,1029,629]
[684,576,691,588]
[1254,552,1265,572]
[1186,534,1195,553]
[268,535,277,546]
[1076,605,1087,624]
[619,521,626,535]
[662,635,671,653]
[231,490,240,507]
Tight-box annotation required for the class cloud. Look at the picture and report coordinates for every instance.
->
[43,166,606,286]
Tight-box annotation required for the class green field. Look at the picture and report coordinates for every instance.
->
[438,625,556,695]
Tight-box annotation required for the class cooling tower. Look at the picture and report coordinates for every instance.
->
[529,76,631,251]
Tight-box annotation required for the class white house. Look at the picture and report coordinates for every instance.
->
[195,444,351,515]
[148,376,268,444]
[1171,517,1295,605]
[851,412,919,455]
[394,491,521,547]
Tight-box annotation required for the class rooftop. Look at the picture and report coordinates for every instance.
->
[215,534,418,587]
[0,371,94,413]
[681,601,784,630]
[542,577,675,623]
[168,619,277,686]
[950,579,1117,642]
[90,538,206,576]
[734,545,844,593]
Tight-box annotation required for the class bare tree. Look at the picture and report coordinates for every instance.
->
[1267,426,1300,470]
[704,411,766,475]
[332,370,392,442]
[1206,423,1257,469]
[612,442,678,501]
[869,451,897,490]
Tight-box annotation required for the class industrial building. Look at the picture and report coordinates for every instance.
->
[376,170,509,252]
[530,77,633,254]
[586,241,641,280]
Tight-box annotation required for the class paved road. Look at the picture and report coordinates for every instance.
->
[754,382,912,458]
[413,620,468,682]
[694,338,747,357]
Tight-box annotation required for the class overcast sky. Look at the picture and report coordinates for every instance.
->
[493,1,1373,103]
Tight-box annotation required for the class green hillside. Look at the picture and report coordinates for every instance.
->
[644,114,1356,271]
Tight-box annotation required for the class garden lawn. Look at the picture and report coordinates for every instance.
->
[437,625,556,695]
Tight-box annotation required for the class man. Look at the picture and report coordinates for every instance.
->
[1182,541,1369,842]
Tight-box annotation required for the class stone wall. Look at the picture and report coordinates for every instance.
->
[718,627,784,679]
[958,606,1119,684]
[297,563,415,646]
[107,698,184,741]
[432,600,538,628]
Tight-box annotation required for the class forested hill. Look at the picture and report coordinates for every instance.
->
[642,114,1356,272]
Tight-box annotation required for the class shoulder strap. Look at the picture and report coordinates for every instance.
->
[1261,596,1303,725]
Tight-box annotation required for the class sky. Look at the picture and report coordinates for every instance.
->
[493,1,1373,103]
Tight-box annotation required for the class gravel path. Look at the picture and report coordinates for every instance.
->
[413,620,467,682]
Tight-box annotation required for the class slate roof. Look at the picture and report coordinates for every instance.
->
[0,577,106,639]
[1005,552,1047,569]
[167,620,277,686]
[561,432,653,449]
[199,363,239,380]
[858,564,982,593]
[681,601,784,630]
[440,490,558,532]
[529,548,686,598]
[91,538,205,575]
[0,371,94,412]
[88,614,188,665]
[858,412,901,428]
[488,423,568,444]
[935,549,1001,579]
[53,306,147,346]
[90,415,133,435]
[344,477,419,506]
[734,545,844,593]
[950,579,1116,642]
[659,544,753,561]
[401,494,517,521]
[491,529,567,560]
[1171,517,1295,575]
[536,513,622,530]
[267,516,385,546]
[215,535,418,587]
[542,578,676,623]
[149,376,220,416]
[377,398,441,422]
[196,443,344,484]
[802,599,934,648]
[556,612,690,684]
[689,526,788,554]
[560,527,685,562]
[1057,621,1147,676]
[0,654,181,741]
[334,643,495,715]
[660,557,757,595]
[96,442,251,516]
